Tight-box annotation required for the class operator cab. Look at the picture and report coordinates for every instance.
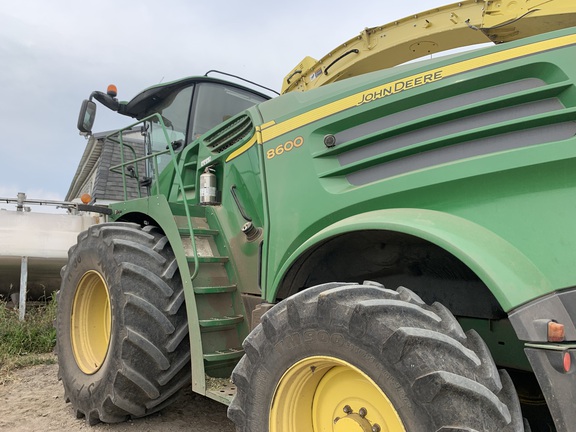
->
[78,75,270,173]
[125,77,268,140]
[128,77,269,172]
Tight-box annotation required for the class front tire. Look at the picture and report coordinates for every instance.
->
[229,282,525,431]
[56,222,191,424]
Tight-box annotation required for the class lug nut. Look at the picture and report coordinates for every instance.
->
[343,405,352,414]
[359,407,367,418]
[372,425,381,432]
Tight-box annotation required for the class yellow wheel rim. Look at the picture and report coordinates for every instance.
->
[71,270,111,374]
[270,356,406,432]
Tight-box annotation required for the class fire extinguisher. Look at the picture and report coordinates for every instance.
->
[200,167,218,205]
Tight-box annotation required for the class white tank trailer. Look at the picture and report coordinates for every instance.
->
[0,193,100,302]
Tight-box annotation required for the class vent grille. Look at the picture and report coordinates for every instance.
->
[315,74,576,186]
[203,115,253,154]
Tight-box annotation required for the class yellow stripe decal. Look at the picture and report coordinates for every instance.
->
[261,33,576,144]
[260,120,277,130]
[225,134,258,162]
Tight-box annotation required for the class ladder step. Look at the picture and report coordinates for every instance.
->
[184,161,197,168]
[194,285,237,294]
[187,256,229,264]
[206,382,236,405]
[179,227,220,237]
[199,315,244,328]
[170,204,206,218]
[203,348,245,362]
[183,184,196,191]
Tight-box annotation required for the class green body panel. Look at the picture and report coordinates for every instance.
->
[254,27,576,309]
[273,208,551,312]
[107,27,576,376]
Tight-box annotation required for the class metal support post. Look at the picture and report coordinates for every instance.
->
[19,256,28,321]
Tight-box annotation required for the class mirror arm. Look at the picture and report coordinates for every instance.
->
[90,91,120,112]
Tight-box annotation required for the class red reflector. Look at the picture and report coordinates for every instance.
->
[563,352,571,373]
[548,321,565,342]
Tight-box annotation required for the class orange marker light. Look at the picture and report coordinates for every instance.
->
[563,352,571,373]
[80,193,92,204]
[548,321,565,342]
[107,84,118,97]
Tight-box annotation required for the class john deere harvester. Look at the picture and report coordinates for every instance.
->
[57,1,576,430]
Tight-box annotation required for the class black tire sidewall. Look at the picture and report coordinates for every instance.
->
[57,232,126,417]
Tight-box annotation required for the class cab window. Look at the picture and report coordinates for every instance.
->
[188,83,267,141]
[148,85,193,171]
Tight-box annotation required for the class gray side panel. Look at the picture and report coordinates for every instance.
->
[347,122,576,186]
[339,98,562,166]
[335,78,545,150]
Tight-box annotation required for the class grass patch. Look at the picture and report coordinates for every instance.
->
[0,298,57,383]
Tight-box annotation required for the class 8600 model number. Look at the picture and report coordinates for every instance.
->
[266,136,304,160]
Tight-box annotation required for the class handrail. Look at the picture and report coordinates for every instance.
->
[107,137,141,200]
[105,114,201,279]
[109,149,170,172]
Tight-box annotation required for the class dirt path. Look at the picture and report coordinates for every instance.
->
[0,361,235,432]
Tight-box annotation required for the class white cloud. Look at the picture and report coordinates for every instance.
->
[0,0,454,198]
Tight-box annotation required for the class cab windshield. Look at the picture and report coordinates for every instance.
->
[147,81,267,173]
[189,83,266,140]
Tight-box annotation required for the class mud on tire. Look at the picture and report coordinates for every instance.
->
[56,222,191,424]
[228,282,525,432]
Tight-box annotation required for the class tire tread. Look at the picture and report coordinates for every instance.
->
[229,283,525,431]
[57,223,191,423]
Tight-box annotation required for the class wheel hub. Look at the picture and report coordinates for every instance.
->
[334,406,381,432]
[70,270,111,375]
[269,356,405,432]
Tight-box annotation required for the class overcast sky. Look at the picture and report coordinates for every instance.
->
[0,0,454,208]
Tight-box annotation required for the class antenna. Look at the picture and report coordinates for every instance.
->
[204,70,280,96]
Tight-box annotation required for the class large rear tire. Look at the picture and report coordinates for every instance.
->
[56,222,191,424]
[229,282,525,432]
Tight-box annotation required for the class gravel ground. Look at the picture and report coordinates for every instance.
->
[0,360,235,432]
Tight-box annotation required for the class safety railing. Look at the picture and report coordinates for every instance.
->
[107,114,201,279]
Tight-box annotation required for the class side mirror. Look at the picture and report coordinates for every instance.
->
[77,99,97,134]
